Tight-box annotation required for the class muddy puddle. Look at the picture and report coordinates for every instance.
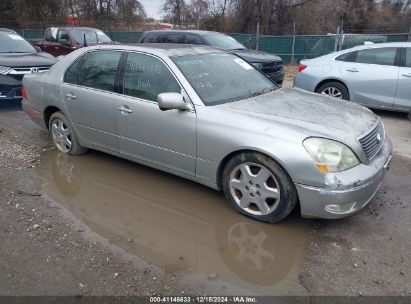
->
[32,150,314,295]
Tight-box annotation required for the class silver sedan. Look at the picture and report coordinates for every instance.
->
[22,44,392,223]
[294,42,411,112]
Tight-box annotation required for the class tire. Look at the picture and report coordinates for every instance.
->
[49,111,88,156]
[317,82,349,100]
[222,152,298,223]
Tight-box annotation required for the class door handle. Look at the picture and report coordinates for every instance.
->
[346,68,359,73]
[65,93,77,100]
[118,106,133,114]
[402,74,411,78]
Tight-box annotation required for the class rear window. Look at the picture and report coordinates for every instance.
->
[406,48,411,68]
[164,34,185,44]
[142,34,163,43]
[335,51,357,62]
[356,47,397,66]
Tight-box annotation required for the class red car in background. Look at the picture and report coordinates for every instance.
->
[31,27,114,57]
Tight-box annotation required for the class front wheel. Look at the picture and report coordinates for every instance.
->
[222,152,298,223]
[317,82,349,100]
[49,111,88,155]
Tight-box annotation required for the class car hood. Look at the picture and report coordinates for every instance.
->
[217,88,378,140]
[0,52,57,67]
[230,49,282,63]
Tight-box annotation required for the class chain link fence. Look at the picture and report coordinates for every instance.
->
[230,31,411,64]
[13,28,411,64]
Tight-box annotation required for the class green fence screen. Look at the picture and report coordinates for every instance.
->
[15,29,410,64]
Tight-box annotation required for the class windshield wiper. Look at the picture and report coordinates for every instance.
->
[249,87,275,98]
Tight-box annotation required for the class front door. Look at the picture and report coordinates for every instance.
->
[394,48,411,110]
[116,52,197,176]
[60,50,123,152]
[340,47,399,108]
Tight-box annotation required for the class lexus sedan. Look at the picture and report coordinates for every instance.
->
[294,42,411,112]
[22,44,392,223]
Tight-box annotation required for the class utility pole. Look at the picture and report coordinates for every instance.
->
[291,21,296,63]
[255,0,260,51]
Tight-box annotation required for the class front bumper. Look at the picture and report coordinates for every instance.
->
[0,75,22,102]
[296,138,393,219]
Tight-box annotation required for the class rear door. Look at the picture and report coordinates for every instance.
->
[394,48,411,110]
[60,50,123,152]
[55,29,73,56]
[42,28,61,56]
[340,47,400,108]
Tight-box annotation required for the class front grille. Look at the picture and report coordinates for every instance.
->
[8,66,50,75]
[262,62,283,73]
[358,121,385,160]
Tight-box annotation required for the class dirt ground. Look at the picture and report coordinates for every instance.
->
[0,69,410,297]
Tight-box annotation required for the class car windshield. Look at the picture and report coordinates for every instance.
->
[0,32,36,53]
[172,53,277,106]
[203,34,246,50]
[70,29,112,44]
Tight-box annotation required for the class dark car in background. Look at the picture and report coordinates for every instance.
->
[31,27,114,57]
[0,28,57,102]
[138,30,285,85]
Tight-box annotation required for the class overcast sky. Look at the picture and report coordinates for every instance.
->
[141,0,164,19]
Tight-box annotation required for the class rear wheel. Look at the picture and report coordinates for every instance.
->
[49,111,87,156]
[222,152,298,223]
[317,82,349,100]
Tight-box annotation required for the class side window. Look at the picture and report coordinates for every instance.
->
[335,51,356,62]
[406,48,411,68]
[185,34,203,45]
[45,29,56,42]
[58,30,70,44]
[356,48,397,66]
[123,52,181,101]
[64,51,122,92]
[143,34,163,43]
[164,34,184,44]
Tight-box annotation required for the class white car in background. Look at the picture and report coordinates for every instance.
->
[294,42,411,112]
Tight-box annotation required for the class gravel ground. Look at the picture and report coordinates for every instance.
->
[0,104,191,296]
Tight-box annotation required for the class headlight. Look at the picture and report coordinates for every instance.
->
[0,66,11,75]
[303,138,360,173]
[252,62,264,69]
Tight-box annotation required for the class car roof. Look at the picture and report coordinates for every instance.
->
[0,28,18,34]
[142,30,226,36]
[85,43,225,57]
[49,26,102,31]
[348,42,411,51]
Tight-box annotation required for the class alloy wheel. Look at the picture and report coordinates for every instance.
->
[229,162,281,216]
[320,86,343,99]
[51,119,72,153]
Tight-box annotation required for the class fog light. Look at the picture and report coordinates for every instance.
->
[325,202,357,214]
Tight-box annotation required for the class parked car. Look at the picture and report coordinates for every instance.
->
[0,28,57,102]
[294,42,411,112]
[31,26,114,57]
[22,44,392,223]
[138,30,285,85]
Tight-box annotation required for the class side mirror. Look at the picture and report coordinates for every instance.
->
[157,93,190,111]
[34,46,41,53]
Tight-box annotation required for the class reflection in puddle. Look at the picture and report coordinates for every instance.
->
[36,150,313,295]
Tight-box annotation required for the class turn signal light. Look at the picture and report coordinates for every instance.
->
[315,163,329,174]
